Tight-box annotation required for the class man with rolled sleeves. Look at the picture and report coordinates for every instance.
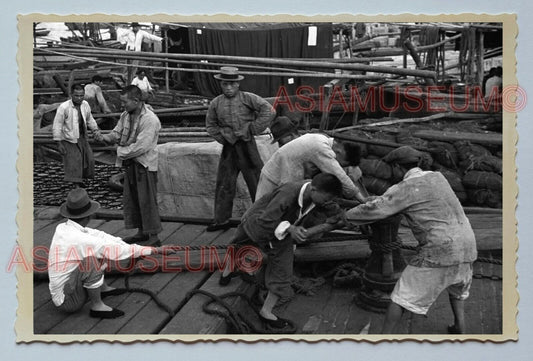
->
[205,66,276,231]
[101,85,162,246]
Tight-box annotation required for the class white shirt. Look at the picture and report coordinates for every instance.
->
[121,29,162,52]
[273,182,316,240]
[52,100,99,143]
[131,76,153,93]
[48,219,154,306]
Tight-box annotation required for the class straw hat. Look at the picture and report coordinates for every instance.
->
[214,66,245,81]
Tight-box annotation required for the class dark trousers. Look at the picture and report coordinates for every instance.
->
[123,161,162,234]
[214,140,263,223]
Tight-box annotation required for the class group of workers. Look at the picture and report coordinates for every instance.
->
[48,64,477,335]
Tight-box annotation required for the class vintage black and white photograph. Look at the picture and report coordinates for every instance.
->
[17,15,516,342]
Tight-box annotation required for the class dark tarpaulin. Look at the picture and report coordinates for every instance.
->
[185,23,333,98]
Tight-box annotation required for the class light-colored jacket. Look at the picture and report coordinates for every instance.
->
[260,133,359,199]
[104,105,161,171]
[122,29,162,52]
[52,99,99,143]
[346,168,478,267]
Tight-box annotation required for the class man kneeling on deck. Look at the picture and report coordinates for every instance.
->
[48,188,165,319]
[219,173,344,330]
[344,146,478,334]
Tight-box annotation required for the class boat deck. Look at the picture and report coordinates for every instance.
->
[32,206,502,336]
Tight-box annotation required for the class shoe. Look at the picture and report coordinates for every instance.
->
[89,308,125,319]
[447,324,462,334]
[123,233,149,244]
[145,238,162,247]
[101,288,127,298]
[206,221,231,232]
[219,271,237,286]
[258,314,292,329]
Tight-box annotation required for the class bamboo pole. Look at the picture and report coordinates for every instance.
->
[403,40,436,86]
[36,48,390,81]
[39,47,437,79]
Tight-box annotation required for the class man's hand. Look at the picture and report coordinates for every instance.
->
[57,141,66,155]
[288,225,308,244]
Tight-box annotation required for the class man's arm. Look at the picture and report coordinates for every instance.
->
[116,116,159,159]
[140,30,163,43]
[205,100,226,144]
[345,183,408,226]
[245,93,276,135]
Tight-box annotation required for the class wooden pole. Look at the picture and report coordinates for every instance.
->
[403,40,436,86]
[42,47,437,79]
[164,29,169,92]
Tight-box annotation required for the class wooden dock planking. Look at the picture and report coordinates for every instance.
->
[158,228,260,335]
[116,224,222,334]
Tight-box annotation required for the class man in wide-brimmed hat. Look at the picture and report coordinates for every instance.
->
[205,66,276,231]
[48,188,164,319]
[344,146,477,334]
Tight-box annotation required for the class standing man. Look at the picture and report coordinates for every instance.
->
[101,85,162,246]
[53,84,103,187]
[344,146,478,334]
[205,66,276,231]
[256,131,366,202]
[120,22,163,82]
[122,22,163,52]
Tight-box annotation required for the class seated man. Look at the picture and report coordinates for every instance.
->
[48,188,165,319]
[219,173,344,330]
[344,146,478,334]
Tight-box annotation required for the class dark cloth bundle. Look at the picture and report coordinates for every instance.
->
[462,171,502,190]
[454,141,491,161]
[362,175,392,196]
[358,159,392,180]
[429,141,459,169]
[459,155,502,174]
[467,188,502,208]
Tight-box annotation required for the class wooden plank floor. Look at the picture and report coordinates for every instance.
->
[33,207,502,335]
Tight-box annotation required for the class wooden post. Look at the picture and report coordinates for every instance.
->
[477,30,485,87]
[404,40,436,86]
[164,28,170,92]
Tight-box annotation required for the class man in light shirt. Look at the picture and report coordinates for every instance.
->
[53,84,103,186]
[48,188,164,319]
[101,85,162,246]
[256,131,365,202]
[344,146,478,334]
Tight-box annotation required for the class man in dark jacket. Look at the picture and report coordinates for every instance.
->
[205,66,276,231]
[219,173,344,331]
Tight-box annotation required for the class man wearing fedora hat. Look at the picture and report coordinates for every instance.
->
[48,188,164,319]
[206,66,276,231]
[269,116,299,147]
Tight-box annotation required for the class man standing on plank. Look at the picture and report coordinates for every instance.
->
[53,84,103,187]
[102,85,162,246]
[205,66,276,231]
